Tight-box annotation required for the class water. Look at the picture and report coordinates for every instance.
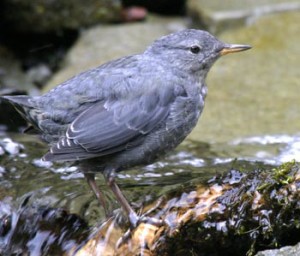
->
[0,132,299,255]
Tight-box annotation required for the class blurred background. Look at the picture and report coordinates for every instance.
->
[0,1,299,255]
[0,0,299,142]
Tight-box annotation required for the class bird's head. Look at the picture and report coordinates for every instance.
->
[145,29,251,78]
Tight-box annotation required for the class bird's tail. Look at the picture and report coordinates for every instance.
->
[1,95,32,107]
[1,95,37,128]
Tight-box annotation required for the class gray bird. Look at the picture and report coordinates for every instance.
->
[1,29,250,226]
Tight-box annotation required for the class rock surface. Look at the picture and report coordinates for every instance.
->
[0,46,35,94]
[73,162,300,256]
[255,242,300,256]
[187,0,300,33]
[191,11,300,142]
[1,0,122,33]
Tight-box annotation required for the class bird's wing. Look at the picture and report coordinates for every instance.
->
[44,85,177,162]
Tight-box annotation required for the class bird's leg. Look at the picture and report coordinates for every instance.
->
[103,169,139,227]
[84,172,109,217]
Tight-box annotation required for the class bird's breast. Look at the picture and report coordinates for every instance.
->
[160,86,204,146]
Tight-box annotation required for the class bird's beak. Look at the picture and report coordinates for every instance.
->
[220,44,251,56]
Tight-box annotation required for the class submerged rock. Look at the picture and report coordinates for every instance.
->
[0,203,89,255]
[0,132,300,255]
[74,162,300,256]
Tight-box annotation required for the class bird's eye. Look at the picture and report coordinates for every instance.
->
[190,45,201,54]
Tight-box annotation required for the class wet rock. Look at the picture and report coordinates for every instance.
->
[255,242,300,256]
[1,0,122,33]
[1,131,300,254]
[0,203,89,256]
[187,0,300,33]
[74,162,300,256]
[43,16,187,92]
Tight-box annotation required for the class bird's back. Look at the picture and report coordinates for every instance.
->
[1,52,195,154]
[1,28,225,163]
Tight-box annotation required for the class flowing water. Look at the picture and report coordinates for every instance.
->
[0,130,299,255]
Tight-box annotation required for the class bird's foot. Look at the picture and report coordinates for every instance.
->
[116,213,164,249]
[136,215,164,227]
[128,211,164,229]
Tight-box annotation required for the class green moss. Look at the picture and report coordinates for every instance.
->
[158,161,300,256]
[272,160,296,185]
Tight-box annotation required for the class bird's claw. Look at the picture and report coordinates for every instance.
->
[117,214,164,248]
[128,209,164,229]
[136,215,164,227]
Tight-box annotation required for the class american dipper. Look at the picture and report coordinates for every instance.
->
[1,29,250,225]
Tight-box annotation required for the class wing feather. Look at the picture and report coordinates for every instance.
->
[45,86,176,161]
